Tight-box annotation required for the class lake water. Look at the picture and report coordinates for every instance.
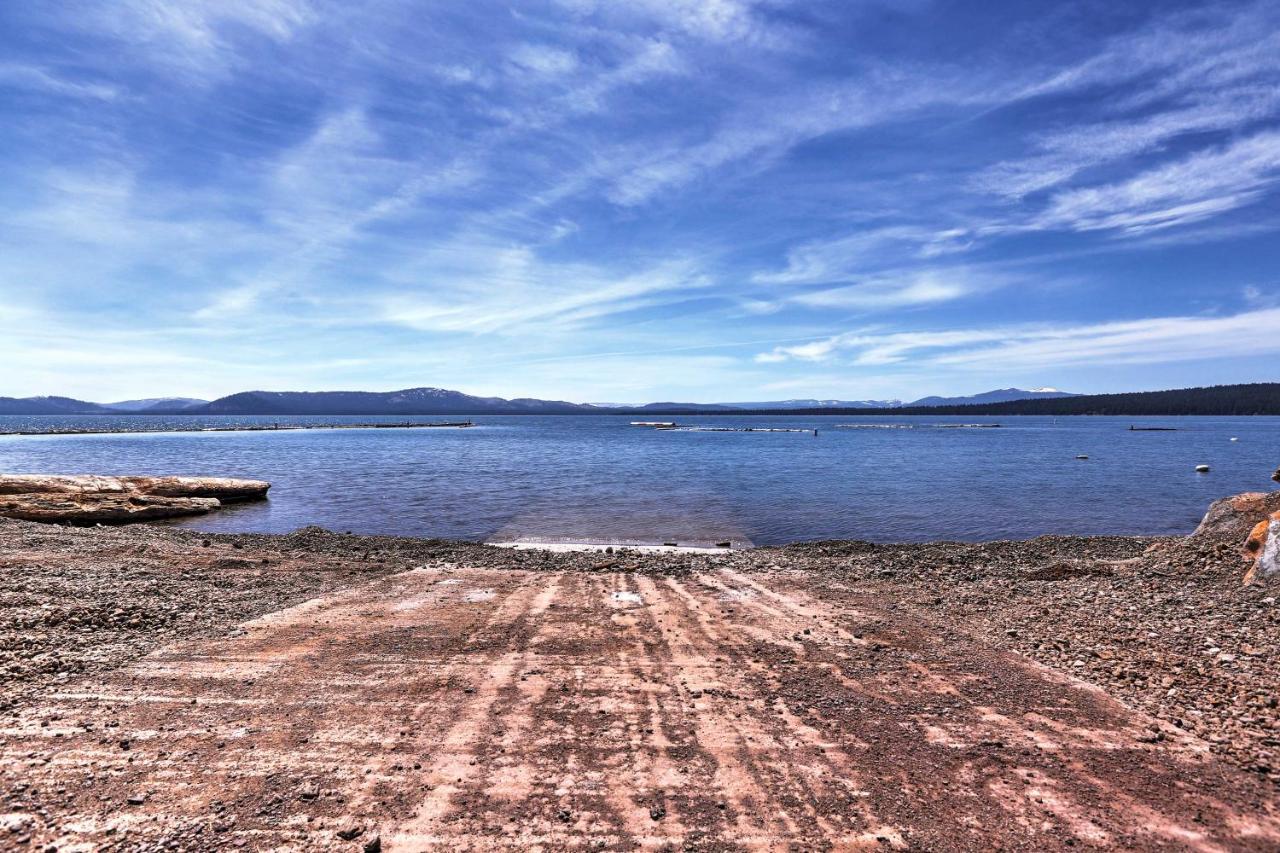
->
[1,414,1277,545]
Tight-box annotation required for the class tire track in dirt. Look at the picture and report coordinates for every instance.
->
[626,571,783,846]
[384,571,566,847]
[651,572,908,847]
[2,564,1279,850]
[726,569,1280,851]
[347,568,560,846]
[0,567,558,848]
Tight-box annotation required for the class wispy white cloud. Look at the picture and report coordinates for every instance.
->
[791,270,984,310]
[1034,129,1280,233]
[267,107,416,236]
[430,63,491,87]
[1242,284,1280,309]
[193,281,273,321]
[756,306,1280,369]
[956,2,1280,245]
[480,352,749,401]
[936,307,1280,369]
[978,89,1280,199]
[374,244,711,334]
[756,328,1003,365]
[90,0,316,73]
[0,63,122,100]
[753,227,976,285]
[1019,2,1280,106]
[558,39,682,114]
[602,78,975,206]
[508,43,579,78]
[556,0,793,47]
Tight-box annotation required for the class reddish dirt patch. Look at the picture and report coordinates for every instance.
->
[1,562,1278,850]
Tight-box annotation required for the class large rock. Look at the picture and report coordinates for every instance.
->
[1244,515,1280,585]
[0,474,269,525]
[1194,491,1280,539]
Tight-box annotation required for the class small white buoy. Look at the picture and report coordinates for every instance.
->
[1195,464,1211,473]
[1230,437,1239,442]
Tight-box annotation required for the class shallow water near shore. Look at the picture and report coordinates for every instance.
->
[0,414,1276,544]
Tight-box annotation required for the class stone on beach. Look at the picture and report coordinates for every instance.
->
[1193,490,1280,539]
[1243,514,1280,585]
[0,474,269,525]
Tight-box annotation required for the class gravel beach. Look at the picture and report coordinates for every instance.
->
[1,513,1277,849]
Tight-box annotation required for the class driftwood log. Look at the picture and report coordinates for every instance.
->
[0,475,269,524]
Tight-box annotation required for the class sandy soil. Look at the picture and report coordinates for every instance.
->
[1,519,1278,850]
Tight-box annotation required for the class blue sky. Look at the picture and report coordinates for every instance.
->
[1,0,1278,403]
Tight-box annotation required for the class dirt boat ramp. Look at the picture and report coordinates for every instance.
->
[0,520,1277,850]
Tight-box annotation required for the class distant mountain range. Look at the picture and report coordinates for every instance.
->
[198,388,590,415]
[3,384,1276,416]
[102,397,209,412]
[719,398,905,409]
[0,396,210,415]
[600,396,1035,409]
[0,387,1067,415]
[903,387,1076,407]
[0,396,108,415]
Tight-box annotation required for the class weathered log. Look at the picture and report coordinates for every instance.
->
[0,474,269,525]
[118,476,270,503]
[0,475,131,495]
[0,494,220,524]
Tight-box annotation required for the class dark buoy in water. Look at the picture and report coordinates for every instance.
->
[1075,454,1089,460]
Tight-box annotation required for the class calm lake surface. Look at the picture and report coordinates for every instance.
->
[1,414,1277,545]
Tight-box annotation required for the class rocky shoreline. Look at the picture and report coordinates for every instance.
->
[2,503,1280,850]
[1,493,1278,790]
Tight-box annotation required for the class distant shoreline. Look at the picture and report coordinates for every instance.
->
[3,382,1279,417]
[0,420,474,437]
[1,410,1277,434]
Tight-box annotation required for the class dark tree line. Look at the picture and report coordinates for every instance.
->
[745,383,1280,417]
